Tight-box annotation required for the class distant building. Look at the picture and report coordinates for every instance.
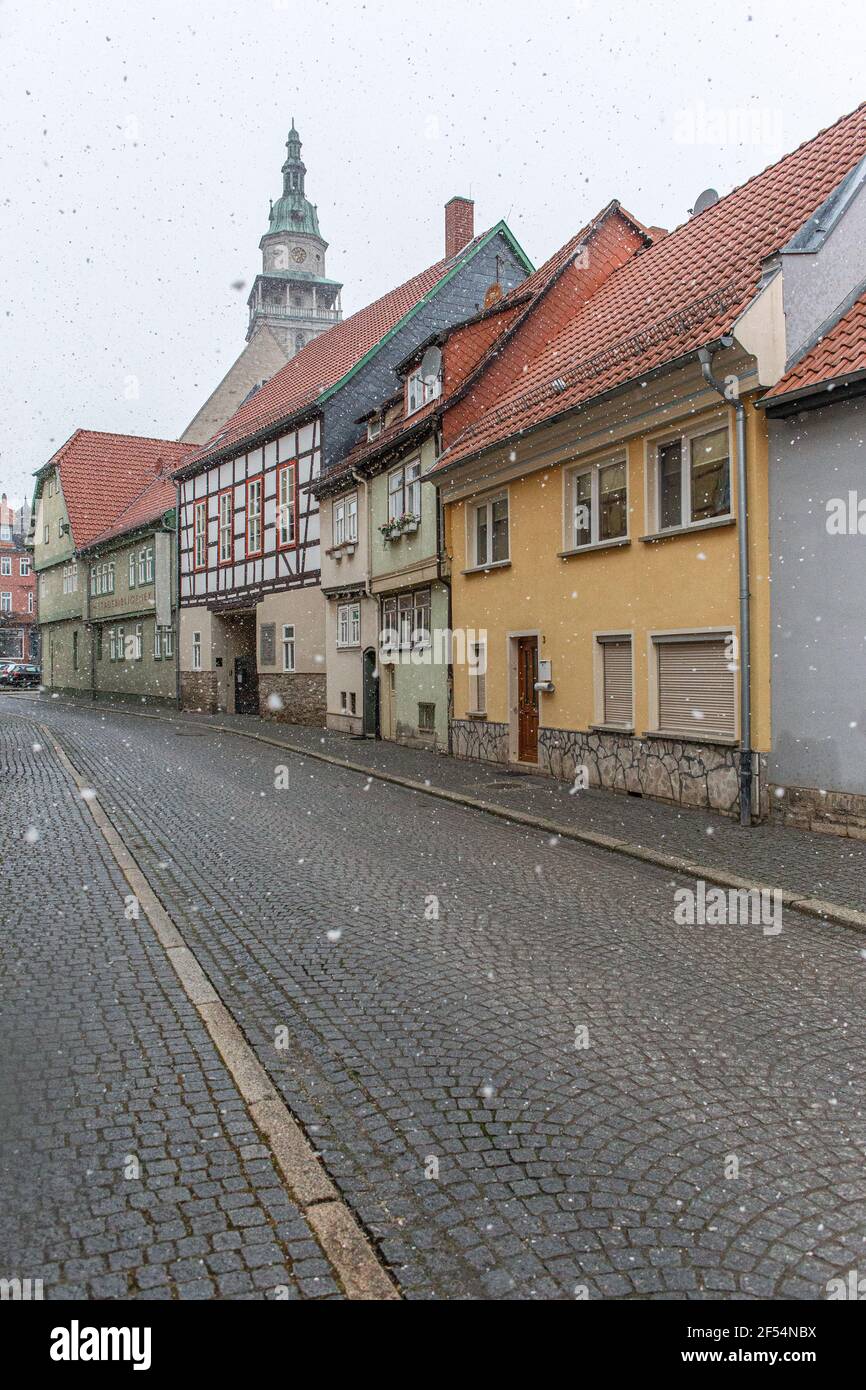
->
[181,122,343,446]
[31,432,195,701]
[0,492,37,661]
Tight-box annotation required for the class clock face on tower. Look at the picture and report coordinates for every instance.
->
[292,246,307,264]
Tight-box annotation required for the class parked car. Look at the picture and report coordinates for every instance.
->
[0,663,41,689]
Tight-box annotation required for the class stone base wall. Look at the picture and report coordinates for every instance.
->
[451,719,510,764]
[259,672,325,726]
[450,718,767,818]
[770,783,866,838]
[180,672,220,714]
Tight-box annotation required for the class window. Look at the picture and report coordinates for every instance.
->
[340,690,348,712]
[192,631,202,670]
[407,366,441,414]
[282,624,295,672]
[108,627,117,661]
[246,476,263,556]
[117,626,126,661]
[418,702,435,732]
[367,415,382,442]
[133,624,143,660]
[654,425,731,531]
[218,490,233,564]
[349,692,357,715]
[154,627,162,660]
[380,597,398,658]
[655,634,736,739]
[19,557,30,576]
[72,630,79,671]
[27,592,33,614]
[43,524,49,544]
[0,591,10,612]
[567,458,627,549]
[388,460,421,522]
[598,635,633,728]
[62,562,78,593]
[398,593,413,648]
[413,588,431,647]
[96,627,103,662]
[143,547,153,583]
[472,494,509,567]
[333,492,357,546]
[469,639,487,715]
[137,548,148,584]
[90,562,116,596]
[194,500,207,570]
[163,626,174,658]
[0,557,10,576]
[128,553,137,588]
[337,602,361,648]
[277,464,296,548]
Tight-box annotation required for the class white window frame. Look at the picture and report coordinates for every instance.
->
[218,491,233,563]
[19,556,30,576]
[192,631,202,671]
[0,556,11,576]
[282,624,295,672]
[194,500,207,569]
[648,421,732,533]
[128,552,137,588]
[333,493,358,547]
[337,602,361,649]
[387,460,421,522]
[0,591,11,612]
[163,626,174,658]
[564,455,628,550]
[406,367,441,415]
[469,491,510,569]
[108,627,117,662]
[27,592,33,614]
[154,627,162,660]
[246,476,263,555]
[277,464,296,549]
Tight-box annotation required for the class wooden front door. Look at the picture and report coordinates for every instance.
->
[517,636,539,763]
[234,656,259,715]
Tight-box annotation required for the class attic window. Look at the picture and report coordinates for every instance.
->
[407,366,441,415]
[367,415,383,442]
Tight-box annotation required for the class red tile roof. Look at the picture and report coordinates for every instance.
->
[763,287,866,402]
[42,430,195,549]
[436,102,866,473]
[86,468,179,548]
[187,231,496,467]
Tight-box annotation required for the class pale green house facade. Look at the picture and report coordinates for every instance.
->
[31,430,193,704]
[371,431,449,748]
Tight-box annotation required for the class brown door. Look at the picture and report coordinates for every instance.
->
[517,636,539,763]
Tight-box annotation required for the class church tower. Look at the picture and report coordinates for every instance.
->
[247,121,343,356]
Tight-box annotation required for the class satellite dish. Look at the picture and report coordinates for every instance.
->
[420,344,442,384]
[691,187,719,217]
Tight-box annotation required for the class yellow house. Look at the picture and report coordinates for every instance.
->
[433,103,866,821]
[440,354,769,819]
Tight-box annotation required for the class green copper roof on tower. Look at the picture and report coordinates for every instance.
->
[265,120,321,238]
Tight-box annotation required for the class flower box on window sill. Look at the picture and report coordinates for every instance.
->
[329,542,357,560]
[380,514,420,542]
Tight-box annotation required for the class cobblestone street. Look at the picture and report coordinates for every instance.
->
[3,695,866,1300]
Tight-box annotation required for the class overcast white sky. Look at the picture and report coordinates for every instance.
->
[1,0,863,504]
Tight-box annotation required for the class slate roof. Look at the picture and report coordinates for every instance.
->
[185,224,524,469]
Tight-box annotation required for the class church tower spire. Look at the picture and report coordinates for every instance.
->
[246,121,343,356]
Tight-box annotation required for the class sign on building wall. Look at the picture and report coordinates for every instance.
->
[260,622,275,667]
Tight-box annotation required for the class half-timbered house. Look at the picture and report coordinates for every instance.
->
[175,199,532,722]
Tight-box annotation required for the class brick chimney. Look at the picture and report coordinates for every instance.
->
[445,196,474,259]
